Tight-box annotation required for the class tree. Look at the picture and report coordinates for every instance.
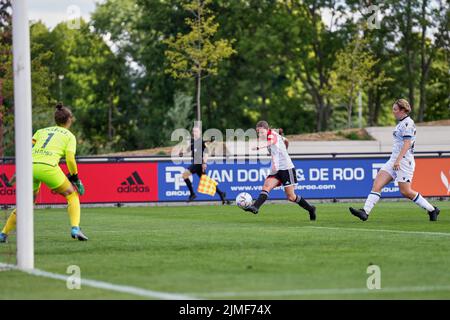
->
[85,0,450,151]
[281,0,350,132]
[0,5,54,157]
[164,0,235,122]
[29,18,133,154]
[0,0,11,157]
[384,0,422,114]
[163,91,193,141]
[0,42,12,157]
[93,0,187,150]
[325,34,389,128]
[417,0,449,121]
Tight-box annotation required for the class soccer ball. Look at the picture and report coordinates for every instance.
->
[236,192,253,209]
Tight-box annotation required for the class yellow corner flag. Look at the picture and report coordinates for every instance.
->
[197,174,218,196]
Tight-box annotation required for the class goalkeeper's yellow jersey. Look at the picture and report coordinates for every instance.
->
[32,126,77,167]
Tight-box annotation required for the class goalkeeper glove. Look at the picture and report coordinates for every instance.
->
[67,173,85,196]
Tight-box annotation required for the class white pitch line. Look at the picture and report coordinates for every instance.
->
[192,285,450,298]
[304,226,450,237]
[0,263,197,300]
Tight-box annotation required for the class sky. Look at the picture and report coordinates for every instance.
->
[27,1,442,33]
[28,1,414,37]
[29,0,103,29]
[28,0,334,30]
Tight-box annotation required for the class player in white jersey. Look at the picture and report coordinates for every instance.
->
[349,99,440,221]
[244,121,316,220]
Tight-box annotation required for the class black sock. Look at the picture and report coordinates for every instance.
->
[295,195,314,211]
[254,191,269,209]
[184,179,194,195]
[216,187,225,199]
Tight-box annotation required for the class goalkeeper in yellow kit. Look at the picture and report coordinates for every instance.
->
[0,103,88,242]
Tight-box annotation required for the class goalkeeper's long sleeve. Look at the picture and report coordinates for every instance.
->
[66,151,78,175]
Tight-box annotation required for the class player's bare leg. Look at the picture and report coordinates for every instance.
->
[350,170,393,221]
[245,177,279,214]
[398,182,440,221]
[285,186,316,221]
[182,170,196,202]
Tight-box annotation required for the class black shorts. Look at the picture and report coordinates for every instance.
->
[188,164,204,177]
[268,168,298,187]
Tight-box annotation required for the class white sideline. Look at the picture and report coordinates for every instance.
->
[0,263,197,300]
[304,226,450,237]
[191,285,450,298]
[2,262,450,299]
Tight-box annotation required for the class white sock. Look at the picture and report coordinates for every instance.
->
[364,192,381,214]
[413,193,434,212]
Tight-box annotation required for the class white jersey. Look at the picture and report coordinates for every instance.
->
[391,116,416,160]
[266,129,294,172]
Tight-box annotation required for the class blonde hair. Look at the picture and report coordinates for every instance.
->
[394,99,411,114]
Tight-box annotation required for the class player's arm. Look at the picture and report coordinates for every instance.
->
[202,144,209,172]
[203,149,209,164]
[253,135,276,151]
[65,136,85,195]
[66,152,85,195]
[66,151,78,176]
[282,136,289,149]
[393,138,412,170]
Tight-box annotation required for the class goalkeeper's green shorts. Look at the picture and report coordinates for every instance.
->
[32,163,68,192]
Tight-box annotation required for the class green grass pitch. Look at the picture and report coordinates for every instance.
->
[0,201,449,299]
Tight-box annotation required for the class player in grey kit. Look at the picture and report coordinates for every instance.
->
[349,99,440,221]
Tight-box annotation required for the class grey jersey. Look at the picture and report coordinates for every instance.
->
[391,116,416,160]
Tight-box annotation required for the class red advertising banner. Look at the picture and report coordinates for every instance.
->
[0,164,16,205]
[413,158,450,197]
[0,162,158,205]
[1,157,448,205]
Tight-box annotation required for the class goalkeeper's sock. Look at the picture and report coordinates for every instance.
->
[2,209,17,235]
[66,192,80,227]
[184,178,194,195]
[254,190,269,209]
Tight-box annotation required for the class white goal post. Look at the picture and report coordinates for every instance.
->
[12,0,34,270]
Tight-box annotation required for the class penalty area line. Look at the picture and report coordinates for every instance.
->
[0,263,198,300]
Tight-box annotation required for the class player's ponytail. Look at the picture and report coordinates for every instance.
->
[54,102,73,126]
